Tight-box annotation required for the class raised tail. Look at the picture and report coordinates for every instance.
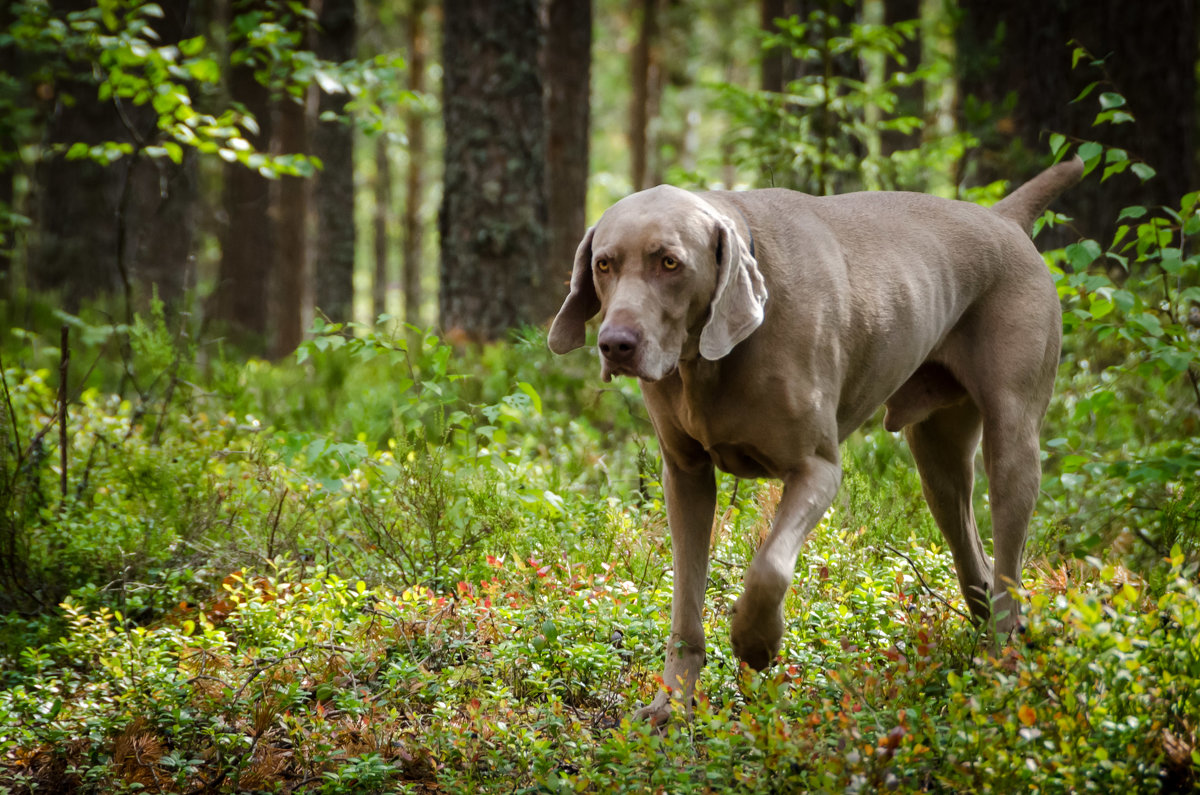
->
[990,155,1084,236]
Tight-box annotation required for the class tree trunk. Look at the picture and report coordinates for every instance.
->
[760,0,787,93]
[0,0,15,294]
[543,0,591,288]
[372,134,390,324]
[880,0,922,157]
[312,0,357,325]
[273,90,311,357]
[629,0,658,191]
[215,48,274,344]
[403,0,428,332]
[956,0,1196,239]
[31,0,196,313]
[439,0,548,341]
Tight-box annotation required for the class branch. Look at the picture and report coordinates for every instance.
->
[881,542,971,621]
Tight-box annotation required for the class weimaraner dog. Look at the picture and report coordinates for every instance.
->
[548,157,1083,724]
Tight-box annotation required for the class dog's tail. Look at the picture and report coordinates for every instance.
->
[990,155,1085,236]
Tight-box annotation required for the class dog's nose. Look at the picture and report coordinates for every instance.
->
[598,324,641,364]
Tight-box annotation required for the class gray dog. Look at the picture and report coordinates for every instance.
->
[548,158,1083,724]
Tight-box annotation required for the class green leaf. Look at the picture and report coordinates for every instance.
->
[1049,133,1067,158]
[1116,206,1147,222]
[1160,252,1184,274]
[1130,312,1163,337]
[516,382,543,415]
[1077,141,1103,175]
[1098,92,1126,109]
[1066,239,1102,270]
[186,57,221,83]
[1102,161,1129,181]
[178,34,206,56]
[1131,163,1156,182]
[1088,298,1114,319]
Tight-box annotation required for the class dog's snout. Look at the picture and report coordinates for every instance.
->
[598,325,641,364]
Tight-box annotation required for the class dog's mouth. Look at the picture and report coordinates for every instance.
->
[600,358,678,384]
[600,359,633,383]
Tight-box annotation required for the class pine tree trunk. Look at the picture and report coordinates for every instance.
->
[543,0,591,288]
[216,48,274,344]
[31,0,196,313]
[439,0,548,341]
[760,0,787,93]
[880,0,922,157]
[273,91,311,357]
[629,0,658,191]
[956,0,1196,239]
[403,0,428,332]
[372,134,391,324]
[313,0,357,325]
[0,0,15,295]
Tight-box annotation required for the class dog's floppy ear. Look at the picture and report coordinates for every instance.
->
[699,215,768,360]
[548,226,600,354]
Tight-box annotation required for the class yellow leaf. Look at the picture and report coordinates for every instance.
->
[1018,705,1037,727]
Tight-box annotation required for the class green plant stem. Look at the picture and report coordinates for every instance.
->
[58,324,68,502]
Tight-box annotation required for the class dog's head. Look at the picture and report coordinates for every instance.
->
[547,186,767,382]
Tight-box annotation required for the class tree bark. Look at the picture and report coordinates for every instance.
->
[760,0,787,93]
[273,90,311,357]
[215,44,274,344]
[0,0,15,294]
[312,0,357,325]
[629,0,658,191]
[956,0,1196,239]
[31,0,196,313]
[403,0,428,332]
[439,0,548,341]
[372,133,390,324]
[880,0,922,157]
[543,0,591,290]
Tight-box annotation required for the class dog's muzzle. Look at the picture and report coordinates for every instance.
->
[598,323,641,382]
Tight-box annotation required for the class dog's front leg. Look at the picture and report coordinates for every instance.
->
[633,457,715,726]
[731,455,841,670]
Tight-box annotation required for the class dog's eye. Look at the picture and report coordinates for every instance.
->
[595,259,610,273]
[662,256,679,270]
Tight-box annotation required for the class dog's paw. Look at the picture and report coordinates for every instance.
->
[990,590,1022,636]
[729,594,784,671]
[632,693,676,730]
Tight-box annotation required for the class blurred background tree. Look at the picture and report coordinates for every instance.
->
[0,0,1195,351]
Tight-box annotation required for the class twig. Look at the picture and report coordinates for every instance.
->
[0,348,23,459]
[58,324,69,502]
[881,541,971,621]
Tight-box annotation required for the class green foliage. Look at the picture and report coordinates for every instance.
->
[1037,82,1200,568]
[715,3,975,195]
[0,0,412,226]
[5,511,1198,791]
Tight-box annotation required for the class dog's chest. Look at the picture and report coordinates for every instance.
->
[706,443,775,479]
[665,379,784,479]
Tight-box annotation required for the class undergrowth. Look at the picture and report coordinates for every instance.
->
[0,295,1196,791]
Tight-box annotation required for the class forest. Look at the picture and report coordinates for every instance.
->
[1,0,1199,791]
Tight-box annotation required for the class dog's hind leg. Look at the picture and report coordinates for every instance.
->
[905,398,994,621]
[979,392,1050,633]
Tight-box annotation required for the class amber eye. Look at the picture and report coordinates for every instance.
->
[595,258,610,273]
[662,256,679,270]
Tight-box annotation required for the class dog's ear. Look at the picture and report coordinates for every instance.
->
[548,226,600,354]
[700,215,768,360]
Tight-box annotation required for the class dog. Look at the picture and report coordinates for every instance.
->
[548,157,1083,724]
